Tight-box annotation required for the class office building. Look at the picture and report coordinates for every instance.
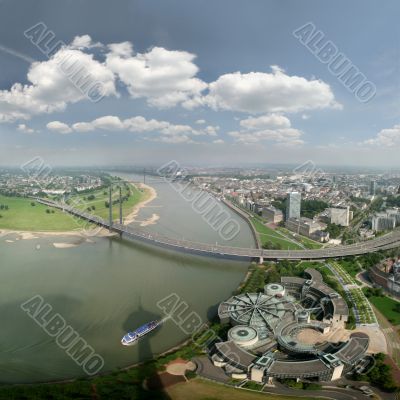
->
[262,207,283,224]
[286,192,301,221]
[370,181,377,196]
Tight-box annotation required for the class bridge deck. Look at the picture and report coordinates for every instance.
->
[36,199,400,260]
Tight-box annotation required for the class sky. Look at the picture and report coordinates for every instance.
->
[0,0,399,168]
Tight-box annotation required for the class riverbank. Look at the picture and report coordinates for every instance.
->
[0,183,157,240]
[221,198,260,249]
[124,183,158,224]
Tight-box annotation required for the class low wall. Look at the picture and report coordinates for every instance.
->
[221,199,261,250]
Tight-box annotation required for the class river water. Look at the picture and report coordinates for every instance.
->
[0,174,254,383]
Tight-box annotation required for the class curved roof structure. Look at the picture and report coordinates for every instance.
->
[218,293,295,331]
[213,269,369,383]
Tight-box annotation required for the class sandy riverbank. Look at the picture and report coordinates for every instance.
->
[0,228,114,240]
[124,183,158,224]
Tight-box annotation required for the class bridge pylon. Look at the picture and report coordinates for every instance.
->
[258,256,264,265]
[109,186,113,230]
[119,186,123,224]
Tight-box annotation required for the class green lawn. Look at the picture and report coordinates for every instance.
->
[0,183,149,232]
[250,218,303,250]
[336,259,361,278]
[67,183,149,221]
[0,195,80,231]
[278,227,323,249]
[368,296,400,325]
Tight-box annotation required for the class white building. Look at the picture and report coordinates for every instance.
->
[330,206,351,227]
[286,192,301,221]
[372,213,396,232]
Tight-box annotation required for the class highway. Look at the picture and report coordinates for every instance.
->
[37,198,400,261]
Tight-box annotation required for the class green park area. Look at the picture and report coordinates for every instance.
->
[251,217,321,250]
[278,226,323,249]
[0,195,80,231]
[0,183,150,232]
[367,295,400,325]
[67,183,149,221]
[251,217,302,250]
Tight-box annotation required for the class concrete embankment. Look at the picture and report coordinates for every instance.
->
[221,199,261,249]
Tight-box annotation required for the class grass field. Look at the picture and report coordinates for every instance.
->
[68,183,148,221]
[368,296,400,325]
[251,217,303,250]
[0,183,149,232]
[166,379,322,400]
[0,195,80,231]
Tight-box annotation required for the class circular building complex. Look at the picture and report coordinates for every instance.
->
[212,268,371,384]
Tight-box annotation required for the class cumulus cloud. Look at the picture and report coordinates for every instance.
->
[70,35,102,50]
[46,115,220,144]
[229,113,303,146]
[106,43,207,108]
[0,37,116,123]
[17,123,35,134]
[239,114,290,130]
[46,121,72,134]
[363,125,400,147]
[0,35,340,124]
[196,65,340,114]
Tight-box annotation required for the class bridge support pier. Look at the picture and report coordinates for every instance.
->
[258,256,264,265]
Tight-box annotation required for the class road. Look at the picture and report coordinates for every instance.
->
[37,198,400,261]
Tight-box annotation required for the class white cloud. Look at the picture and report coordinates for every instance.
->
[239,114,290,130]
[70,35,102,50]
[228,128,303,146]
[46,121,72,134]
[213,139,224,144]
[200,66,340,114]
[364,125,400,147]
[71,122,95,132]
[92,115,125,130]
[229,113,303,146]
[45,115,220,143]
[106,43,207,108]
[0,36,116,122]
[17,123,35,134]
[0,36,340,124]
[123,116,169,132]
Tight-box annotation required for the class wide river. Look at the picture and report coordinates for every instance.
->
[0,174,254,383]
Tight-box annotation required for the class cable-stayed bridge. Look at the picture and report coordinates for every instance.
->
[36,198,400,262]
